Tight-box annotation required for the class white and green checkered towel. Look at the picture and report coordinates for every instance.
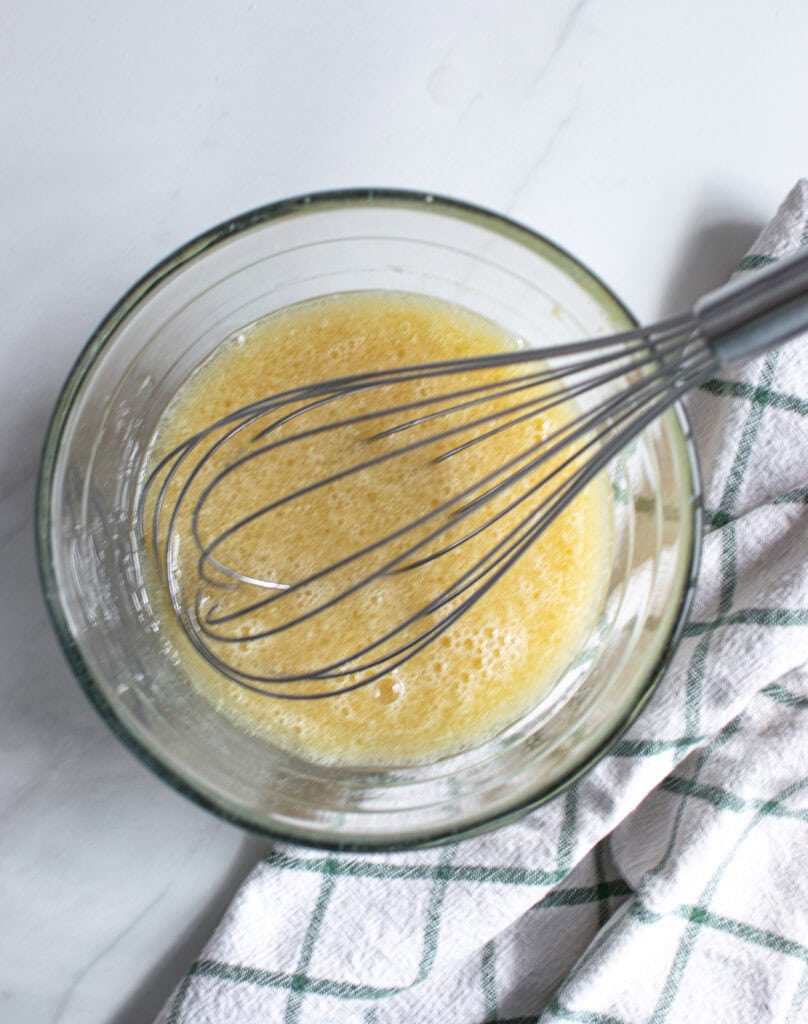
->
[156,182,808,1024]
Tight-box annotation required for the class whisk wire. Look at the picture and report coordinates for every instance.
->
[133,246,808,697]
[192,323,704,597]
[201,335,711,696]
[138,317,723,697]
[193,338,677,623]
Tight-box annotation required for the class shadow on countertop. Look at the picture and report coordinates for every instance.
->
[657,215,762,317]
[107,834,272,1024]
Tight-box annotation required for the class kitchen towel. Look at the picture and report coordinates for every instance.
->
[156,181,808,1024]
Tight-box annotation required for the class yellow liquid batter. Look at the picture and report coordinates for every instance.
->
[142,292,612,765]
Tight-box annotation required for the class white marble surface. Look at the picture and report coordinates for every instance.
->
[3,2,808,1020]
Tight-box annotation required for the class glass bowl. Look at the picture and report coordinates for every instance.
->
[37,189,701,850]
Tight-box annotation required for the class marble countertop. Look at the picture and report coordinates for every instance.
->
[3,2,807,1021]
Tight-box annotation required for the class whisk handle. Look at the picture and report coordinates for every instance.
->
[694,246,808,367]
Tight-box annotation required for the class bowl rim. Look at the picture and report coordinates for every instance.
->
[36,187,703,851]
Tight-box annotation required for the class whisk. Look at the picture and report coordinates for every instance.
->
[139,248,808,699]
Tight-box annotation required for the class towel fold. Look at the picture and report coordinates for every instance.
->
[157,181,808,1024]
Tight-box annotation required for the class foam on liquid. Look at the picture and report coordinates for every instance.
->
[143,292,612,766]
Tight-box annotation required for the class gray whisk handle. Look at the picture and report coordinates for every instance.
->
[694,246,808,368]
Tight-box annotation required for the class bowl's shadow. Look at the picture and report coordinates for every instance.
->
[657,216,761,317]
[107,834,271,1024]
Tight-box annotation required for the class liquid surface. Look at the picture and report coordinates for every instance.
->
[142,292,612,765]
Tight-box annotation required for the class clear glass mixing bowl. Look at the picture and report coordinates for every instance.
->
[37,190,701,849]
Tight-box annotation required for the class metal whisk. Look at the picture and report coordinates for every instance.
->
[138,249,808,699]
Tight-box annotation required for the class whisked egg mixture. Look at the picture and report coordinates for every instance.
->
[141,292,613,765]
